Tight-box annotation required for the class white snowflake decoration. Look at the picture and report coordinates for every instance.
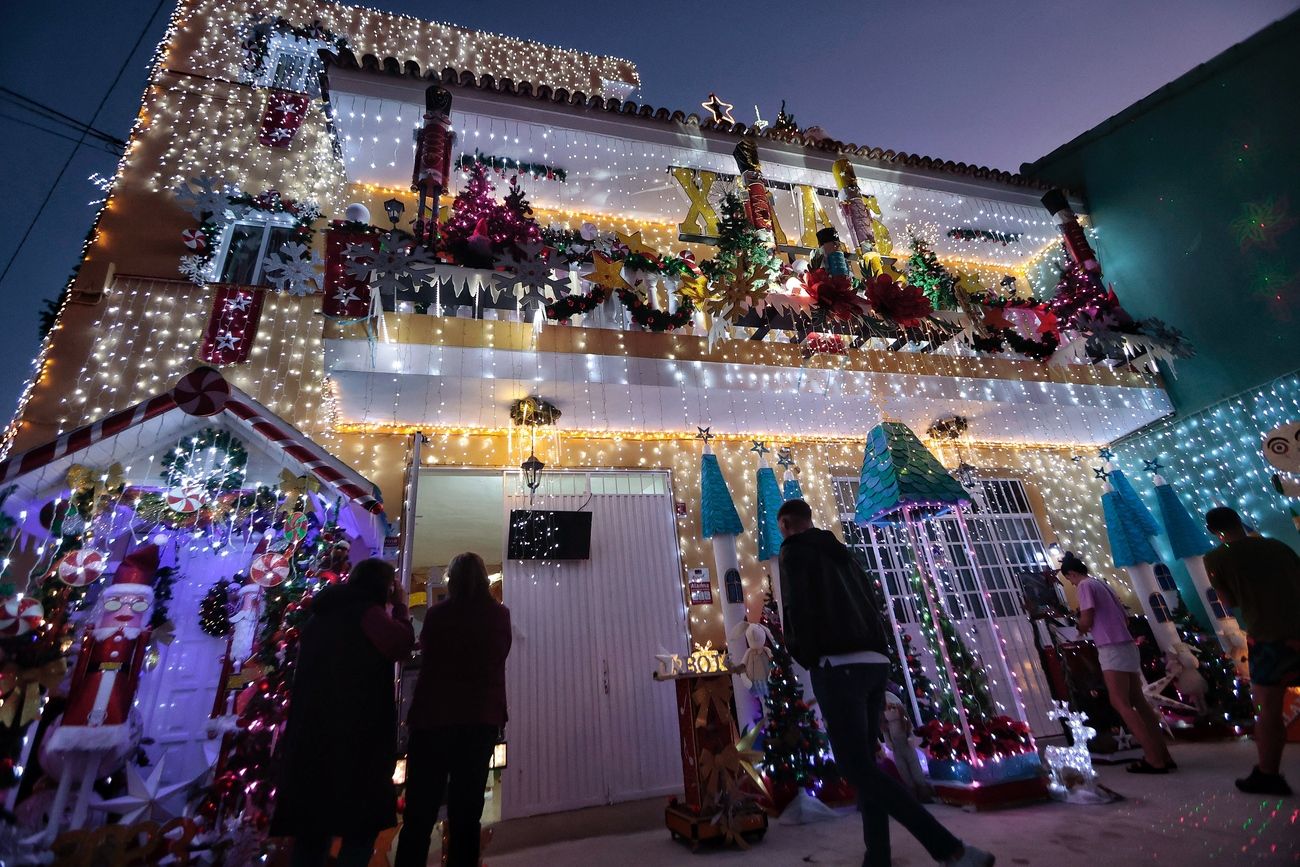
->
[345,244,435,296]
[295,200,322,225]
[261,241,323,296]
[179,254,210,285]
[173,175,233,222]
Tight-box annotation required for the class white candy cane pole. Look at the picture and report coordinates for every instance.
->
[703,442,759,729]
[1182,554,1249,662]
[1124,562,1181,653]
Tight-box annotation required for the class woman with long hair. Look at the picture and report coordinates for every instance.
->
[396,552,512,867]
[1058,551,1175,774]
[272,558,415,866]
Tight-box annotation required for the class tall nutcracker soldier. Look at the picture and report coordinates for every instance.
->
[39,545,159,841]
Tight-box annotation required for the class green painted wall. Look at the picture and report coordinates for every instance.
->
[1026,12,1300,415]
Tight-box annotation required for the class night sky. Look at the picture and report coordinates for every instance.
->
[0,0,1295,418]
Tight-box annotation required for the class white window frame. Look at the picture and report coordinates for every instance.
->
[209,212,298,287]
[832,476,1052,625]
[253,33,332,95]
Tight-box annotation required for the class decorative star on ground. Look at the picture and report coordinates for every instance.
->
[695,426,714,443]
[92,756,192,824]
[701,93,735,125]
[1098,447,1115,461]
[1093,466,1111,480]
[750,440,769,456]
[1143,458,1164,474]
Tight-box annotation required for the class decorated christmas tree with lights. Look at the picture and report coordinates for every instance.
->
[757,593,848,808]
[904,234,959,311]
[700,192,783,312]
[438,163,542,268]
[908,570,994,725]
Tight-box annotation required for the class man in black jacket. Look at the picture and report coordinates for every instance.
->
[777,499,993,867]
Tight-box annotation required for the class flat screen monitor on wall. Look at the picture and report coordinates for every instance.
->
[507,509,593,560]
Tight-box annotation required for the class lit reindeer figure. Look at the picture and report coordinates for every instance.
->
[1044,701,1098,795]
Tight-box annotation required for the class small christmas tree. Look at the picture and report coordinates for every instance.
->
[909,570,994,725]
[904,235,959,311]
[758,593,846,808]
[438,163,542,268]
[700,192,783,312]
[199,579,234,638]
[1171,602,1254,723]
[900,632,938,723]
[1045,263,1113,326]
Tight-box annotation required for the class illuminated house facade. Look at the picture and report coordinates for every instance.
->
[5,0,1187,819]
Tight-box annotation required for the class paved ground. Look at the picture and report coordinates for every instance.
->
[486,741,1298,866]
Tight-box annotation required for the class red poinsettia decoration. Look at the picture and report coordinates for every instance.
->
[803,268,870,322]
[865,273,932,328]
[802,332,848,358]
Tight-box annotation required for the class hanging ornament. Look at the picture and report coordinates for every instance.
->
[0,596,44,637]
[284,511,309,543]
[165,488,205,515]
[56,548,108,587]
[250,552,291,588]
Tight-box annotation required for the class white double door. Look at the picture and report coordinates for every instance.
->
[501,471,688,819]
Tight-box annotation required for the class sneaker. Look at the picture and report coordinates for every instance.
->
[1234,767,1293,796]
[946,845,996,866]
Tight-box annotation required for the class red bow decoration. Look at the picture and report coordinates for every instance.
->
[803,268,870,322]
[865,273,932,328]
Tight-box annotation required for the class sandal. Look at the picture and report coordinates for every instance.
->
[1126,759,1171,774]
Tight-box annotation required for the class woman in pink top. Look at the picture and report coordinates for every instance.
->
[1058,552,1175,774]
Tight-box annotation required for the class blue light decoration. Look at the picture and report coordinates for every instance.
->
[1112,369,1300,547]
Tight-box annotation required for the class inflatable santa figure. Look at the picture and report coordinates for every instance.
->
[39,544,158,840]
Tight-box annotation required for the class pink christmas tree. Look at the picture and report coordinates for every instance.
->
[439,164,542,268]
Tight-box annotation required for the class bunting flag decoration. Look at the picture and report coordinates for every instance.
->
[199,285,265,365]
[257,89,311,148]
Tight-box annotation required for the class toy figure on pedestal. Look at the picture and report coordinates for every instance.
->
[228,583,264,672]
[739,622,774,710]
[37,545,159,843]
[882,691,931,802]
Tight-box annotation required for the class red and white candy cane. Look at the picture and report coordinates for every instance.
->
[0,596,44,637]
[250,552,292,588]
[182,228,207,251]
[57,548,107,587]
[224,398,383,514]
[166,488,205,514]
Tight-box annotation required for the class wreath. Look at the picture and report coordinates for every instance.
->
[546,285,609,322]
[614,287,695,332]
[161,428,249,495]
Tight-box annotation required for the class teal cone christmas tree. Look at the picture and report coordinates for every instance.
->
[758,594,847,808]
[854,422,969,524]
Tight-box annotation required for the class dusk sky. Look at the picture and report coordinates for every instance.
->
[0,0,1296,417]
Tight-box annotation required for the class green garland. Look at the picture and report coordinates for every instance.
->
[614,287,694,332]
[161,428,249,495]
[545,285,609,322]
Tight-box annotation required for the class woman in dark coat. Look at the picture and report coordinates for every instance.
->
[395,552,512,867]
[271,558,415,867]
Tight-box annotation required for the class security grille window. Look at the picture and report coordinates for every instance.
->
[255,35,326,96]
[214,219,297,287]
[833,476,1051,625]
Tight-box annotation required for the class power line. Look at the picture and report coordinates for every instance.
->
[0,87,127,148]
[0,110,123,155]
[0,0,169,288]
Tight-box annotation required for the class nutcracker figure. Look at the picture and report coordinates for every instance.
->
[732,138,775,232]
[831,159,876,256]
[39,544,159,840]
[1041,189,1101,279]
[412,83,455,248]
[814,227,851,277]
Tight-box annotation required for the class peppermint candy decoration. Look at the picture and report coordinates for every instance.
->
[182,228,207,251]
[285,511,309,542]
[166,487,204,514]
[57,548,108,587]
[250,552,291,587]
[173,366,230,417]
[0,596,44,637]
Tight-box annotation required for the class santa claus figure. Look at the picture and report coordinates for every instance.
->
[38,544,159,841]
[50,545,158,744]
